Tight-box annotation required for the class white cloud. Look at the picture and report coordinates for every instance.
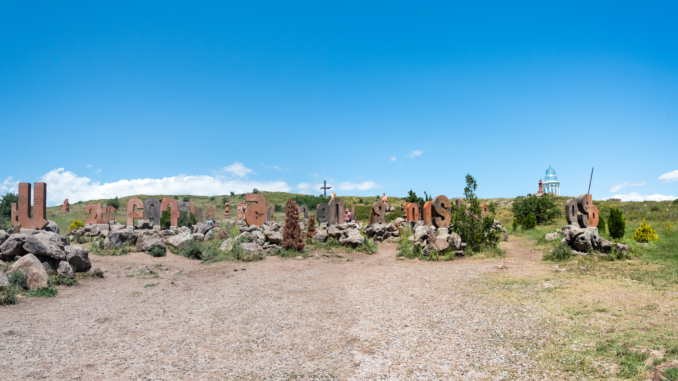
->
[406,150,423,159]
[94,169,102,174]
[310,173,319,178]
[611,192,676,202]
[390,156,397,161]
[338,181,378,191]
[0,176,19,194]
[609,181,646,192]
[262,164,289,171]
[658,170,678,183]
[40,168,291,206]
[221,162,253,177]
[86,164,93,168]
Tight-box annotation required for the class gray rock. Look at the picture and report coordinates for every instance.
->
[235,232,254,243]
[437,228,449,235]
[199,223,213,235]
[614,243,630,255]
[42,262,52,272]
[0,272,7,288]
[136,220,152,229]
[572,234,591,252]
[447,232,462,251]
[204,229,215,242]
[23,231,67,261]
[339,229,364,248]
[597,237,613,253]
[57,261,75,278]
[65,246,91,271]
[8,254,51,290]
[0,233,28,261]
[178,226,191,235]
[252,230,266,245]
[264,230,282,244]
[166,231,194,249]
[192,233,205,241]
[107,230,137,248]
[219,238,233,252]
[434,234,450,251]
[240,242,262,254]
[44,220,60,233]
[414,225,436,243]
[0,230,7,246]
[90,266,104,278]
[313,230,328,243]
[137,234,166,253]
[328,226,343,239]
[545,232,559,241]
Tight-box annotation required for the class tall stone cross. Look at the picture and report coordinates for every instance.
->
[320,180,332,197]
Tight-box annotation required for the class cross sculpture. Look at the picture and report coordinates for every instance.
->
[320,180,332,197]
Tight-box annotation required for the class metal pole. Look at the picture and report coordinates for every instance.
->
[587,167,594,195]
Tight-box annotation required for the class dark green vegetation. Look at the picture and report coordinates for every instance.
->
[608,207,626,239]
[511,194,560,225]
[450,174,501,252]
[0,270,73,306]
[0,192,17,229]
[521,212,537,230]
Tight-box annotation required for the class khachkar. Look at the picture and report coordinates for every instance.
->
[62,199,69,212]
[565,194,599,228]
[224,201,230,219]
[85,204,115,225]
[11,182,48,229]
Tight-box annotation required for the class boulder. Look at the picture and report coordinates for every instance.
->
[178,226,191,235]
[204,229,215,241]
[136,220,152,229]
[447,232,462,251]
[90,266,104,278]
[192,233,205,241]
[437,228,449,235]
[65,246,91,271]
[219,238,233,252]
[572,234,591,252]
[264,230,282,244]
[614,243,630,255]
[414,225,436,243]
[240,242,262,254]
[199,223,213,235]
[44,220,60,233]
[57,261,75,278]
[328,226,343,239]
[597,237,613,253]
[434,234,450,251]
[0,272,7,288]
[544,232,559,241]
[107,230,137,248]
[313,230,328,243]
[339,229,364,248]
[252,230,266,245]
[166,231,194,249]
[0,233,28,261]
[8,254,51,290]
[137,234,166,253]
[0,230,8,246]
[22,231,67,261]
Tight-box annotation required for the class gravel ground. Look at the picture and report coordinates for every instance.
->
[1,241,551,380]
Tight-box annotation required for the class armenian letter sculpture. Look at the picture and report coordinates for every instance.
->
[244,193,267,227]
[327,197,346,226]
[127,197,144,226]
[160,197,180,227]
[144,197,161,228]
[566,194,599,228]
[431,195,451,228]
[11,182,48,229]
[85,204,115,225]
[370,201,386,224]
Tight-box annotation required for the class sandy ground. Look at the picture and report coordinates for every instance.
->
[1,238,552,380]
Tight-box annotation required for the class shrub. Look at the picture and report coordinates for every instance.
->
[597,213,606,234]
[450,174,500,252]
[209,196,215,201]
[182,196,190,202]
[148,246,167,257]
[68,219,84,232]
[521,213,537,230]
[306,215,316,240]
[27,286,58,298]
[386,208,404,222]
[665,367,678,381]
[651,205,660,212]
[8,271,28,289]
[253,188,259,194]
[543,242,572,261]
[0,192,18,229]
[177,210,193,229]
[608,208,626,239]
[230,191,235,196]
[512,218,518,232]
[274,204,284,213]
[511,194,560,225]
[106,196,120,209]
[177,241,202,259]
[282,199,304,251]
[161,207,172,229]
[291,194,330,210]
[633,219,658,243]
[0,286,18,305]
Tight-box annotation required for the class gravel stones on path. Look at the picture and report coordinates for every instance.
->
[0,244,549,380]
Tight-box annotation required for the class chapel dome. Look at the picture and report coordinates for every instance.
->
[544,166,557,182]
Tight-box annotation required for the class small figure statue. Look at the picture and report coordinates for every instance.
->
[62,199,69,212]
[331,191,336,199]
[381,193,388,204]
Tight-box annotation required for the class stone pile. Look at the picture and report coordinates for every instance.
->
[363,218,405,243]
[219,220,284,255]
[409,225,466,256]
[0,222,93,289]
[546,225,630,255]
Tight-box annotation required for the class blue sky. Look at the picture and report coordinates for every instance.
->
[1,1,676,205]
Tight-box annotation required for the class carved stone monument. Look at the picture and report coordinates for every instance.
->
[177,202,191,217]
[11,182,48,230]
[224,201,230,219]
[189,202,203,223]
[62,199,69,212]
[144,197,161,227]
[245,193,267,227]
[381,193,388,204]
[237,201,247,221]
[160,197,180,227]
[316,203,329,223]
[370,201,386,224]
[327,197,346,226]
[205,204,216,221]
[405,202,420,222]
[432,195,451,228]
[423,201,432,226]
[85,204,115,225]
[299,205,309,220]
[126,197,144,227]
[576,194,598,228]
[536,179,545,197]
[480,203,489,216]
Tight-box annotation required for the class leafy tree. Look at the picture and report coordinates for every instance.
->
[0,192,18,229]
[209,196,215,201]
[182,196,190,202]
[511,194,559,225]
[450,174,500,252]
[597,213,606,234]
[230,191,235,196]
[274,204,284,213]
[291,195,330,210]
[633,219,658,243]
[106,196,120,210]
[521,213,537,229]
[608,208,626,239]
[253,188,259,194]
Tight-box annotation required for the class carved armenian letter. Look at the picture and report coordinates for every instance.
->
[127,197,144,226]
[371,201,386,224]
[160,198,180,227]
[316,203,329,223]
[245,194,267,227]
[432,196,451,228]
[11,182,48,229]
[423,201,432,226]
[327,197,346,225]
[144,197,161,227]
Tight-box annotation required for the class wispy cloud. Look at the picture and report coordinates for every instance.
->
[40,168,291,205]
[338,181,378,191]
[262,163,289,171]
[94,169,102,174]
[406,150,423,159]
[659,170,678,183]
[390,156,397,161]
[220,162,253,177]
[610,192,676,202]
[0,176,19,194]
[609,181,646,192]
[86,164,93,168]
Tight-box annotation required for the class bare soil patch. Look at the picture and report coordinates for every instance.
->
[2,240,553,380]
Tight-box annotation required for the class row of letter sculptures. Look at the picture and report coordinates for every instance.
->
[565,194,599,228]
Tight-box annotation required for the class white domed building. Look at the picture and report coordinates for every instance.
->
[542,166,560,196]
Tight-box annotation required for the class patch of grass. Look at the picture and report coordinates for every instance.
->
[0,286,19,305]
[126,274,134,278]
[665,367,678,380]
[89,241,135,256]
[471,245,505,258]
[543,242,572,262]
[26,286,58,298]
[50,273,77,286]
[144,283,158,288]
[148,246,166,257]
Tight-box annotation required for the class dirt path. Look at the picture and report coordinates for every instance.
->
[2,239,552,380]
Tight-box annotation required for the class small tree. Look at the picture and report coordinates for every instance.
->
[633,219,658,243]
[511,194,559,225]
[230,191,235,196]
[183,196,190,202]
[253,188,259,194]
[512,218,518,232]
[451,174,500,252]
[608,208,626,239]
[521,213,537,230]
[282,199,304,251]
[306,215,317,240]
[107,196,120,209]
[597,213,607,234]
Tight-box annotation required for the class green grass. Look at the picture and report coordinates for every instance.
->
[144,283,158,288]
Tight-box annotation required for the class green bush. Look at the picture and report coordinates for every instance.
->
[177,241,203,260]
[106,196,120,209]
[608,208,626,239]
[0,192,18,229]
[177,210,195,229]
[8,271,28,289]
[521,213,537,230]
[665,367,678,381]
[450,174,500,252]
[27,286,58,298]
[386,208,404,222]
[148,246,167,257]
[597,213,606,234]
[0,286,18,305]
[209,196,215,201]
[274,204,284,213]
[511,194,560,225]
[182,196,190,202]
[161,208,172,229]
[512,218,518,232]
[543,242,572,261]
[291,195,330,210]
[68,219,84,232]
[50,273,77,286]
[354,205,372,222]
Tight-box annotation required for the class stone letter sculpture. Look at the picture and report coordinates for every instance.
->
[480,203,489,216]
[423,201,432,226]
[299,205,309,220]
[189,202,203,223]
[432,195,451,228]
[316,203,329,223]
[576,194,599,228]
[371,201,386,224]
[85,203,115,225]
[327,197,346,225]
[11,182,48,230]
[565,199,577,224]
[245,193,267,227]
[405,202,420,222]
[206,204,216,221]
[160,197,180,227]
[62,199,69,212]
[126,197,144,227]
[144,197,161,227]
[177,202,191,218]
